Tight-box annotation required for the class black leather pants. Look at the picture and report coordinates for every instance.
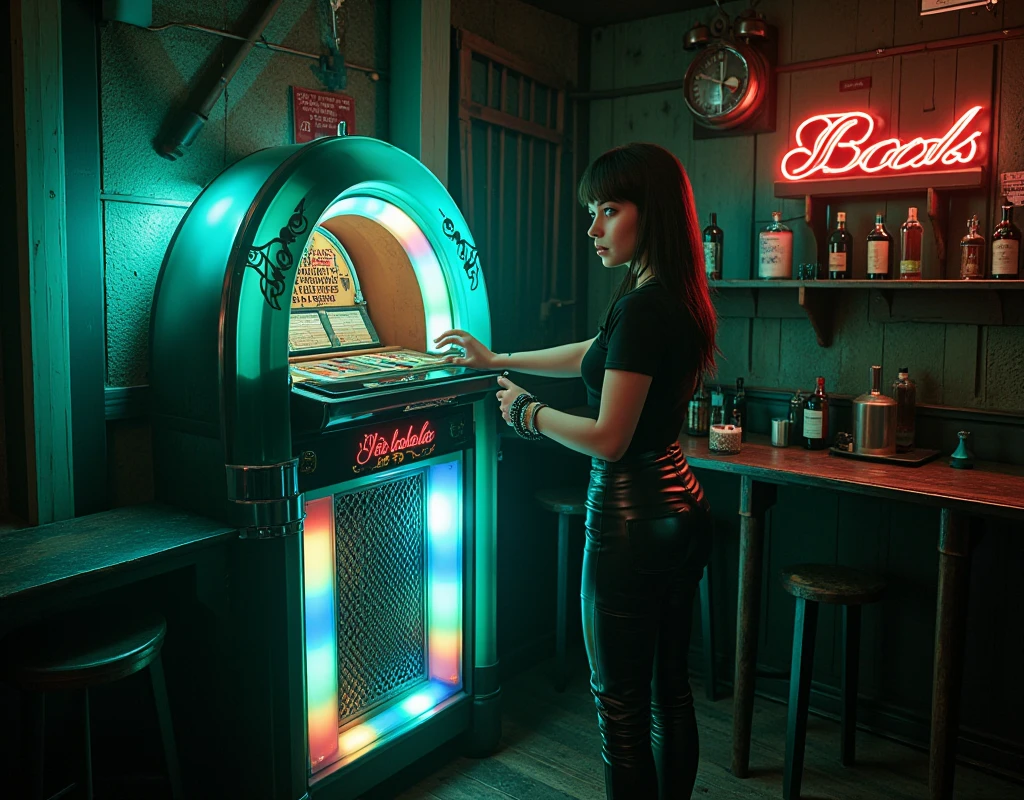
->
[581,442,712,800]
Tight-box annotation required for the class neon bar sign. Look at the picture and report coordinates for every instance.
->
[355,421,437,472]
[781,105,984,180]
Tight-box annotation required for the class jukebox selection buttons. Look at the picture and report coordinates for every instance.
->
[299,450,318,474]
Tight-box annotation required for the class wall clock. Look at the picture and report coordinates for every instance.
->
[683,40,774,135]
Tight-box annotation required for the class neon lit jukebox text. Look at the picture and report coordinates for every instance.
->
[355,421,437,472]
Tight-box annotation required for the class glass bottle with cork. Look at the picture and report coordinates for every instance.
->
[866,212,893,280]
[703,213,724,281]
[891,367,916,453]
[828,211,853,280]
[731,377,747,441]
[899,207,923,280]
[802,376,829,450]
[991,202,1021,280]
[758,211,793,280]
[960,215,985,280]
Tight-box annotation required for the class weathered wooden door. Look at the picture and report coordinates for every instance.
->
[452,29,583,354]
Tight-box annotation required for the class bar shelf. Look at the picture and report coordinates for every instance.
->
[708,279,1024,348]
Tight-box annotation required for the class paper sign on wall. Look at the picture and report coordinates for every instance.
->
[1000,172,1024,207]
[292,87,355,143]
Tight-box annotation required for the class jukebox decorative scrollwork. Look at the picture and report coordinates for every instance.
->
[439,209,481,291]
[247,198,310,309]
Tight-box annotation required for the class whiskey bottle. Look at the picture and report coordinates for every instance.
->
[758,211,793,280]
[802,376,829,450]
[991,203,1021,279]
[866,213,893,280]
[703,213,724,281]
[828,212,853,280]
[960,215,985,280]
[899,207,923,280]
[891,367,916,453]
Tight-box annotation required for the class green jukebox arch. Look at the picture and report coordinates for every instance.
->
[150,136,499,799]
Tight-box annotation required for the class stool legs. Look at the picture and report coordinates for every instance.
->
[81,690,94,800]
[21,691,46,799]
[150,654,184,800]
[555,512,570,693]
[699,562,717,701]
[841,605,862,767]
[783,598,819,800]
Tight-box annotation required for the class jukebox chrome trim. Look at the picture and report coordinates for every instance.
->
[225,458,301,503]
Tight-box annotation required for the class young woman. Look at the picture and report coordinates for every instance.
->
[434,142,717,799]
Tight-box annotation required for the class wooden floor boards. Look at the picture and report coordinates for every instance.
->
[380,656,1020,799]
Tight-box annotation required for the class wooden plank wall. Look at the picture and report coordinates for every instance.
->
[588,0,1024,411]
[587,0,1024,773]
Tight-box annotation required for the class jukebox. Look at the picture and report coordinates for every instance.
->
[149,135,500,799]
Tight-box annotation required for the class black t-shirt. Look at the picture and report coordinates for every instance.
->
[581,281,701,457]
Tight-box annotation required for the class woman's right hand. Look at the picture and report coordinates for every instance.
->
[433,329,497,369]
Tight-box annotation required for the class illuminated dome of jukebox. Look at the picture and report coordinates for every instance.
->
[151,135,491,478]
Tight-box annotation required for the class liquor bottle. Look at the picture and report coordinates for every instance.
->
[959,215,985,280]
[802,376,829,450]
[899,207,923,280]
[710,385,725,426]
[789,388,805,435]
[703,212,724,281]
[758,211,793,280]
[828,211,853,280]
[687,379,711,436]
[731,377,747,441]
[866,213,893,280]
[991,203,1021,280]
[891,367,916,453]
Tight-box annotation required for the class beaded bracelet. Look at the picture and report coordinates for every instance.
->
[527,402,548,437]
[509,393,536,439]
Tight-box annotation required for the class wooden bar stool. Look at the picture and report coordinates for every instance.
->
[780,564,886,800]
[1,611,184,800]
[536,487,718,699]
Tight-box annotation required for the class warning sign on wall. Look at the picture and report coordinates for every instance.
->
[291,87,355,143]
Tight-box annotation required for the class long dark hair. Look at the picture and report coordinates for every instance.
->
[578,143,717,376]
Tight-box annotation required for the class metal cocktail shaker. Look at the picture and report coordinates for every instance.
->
[853,365,897,455]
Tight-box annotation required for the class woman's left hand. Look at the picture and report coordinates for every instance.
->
[496,375,529,425]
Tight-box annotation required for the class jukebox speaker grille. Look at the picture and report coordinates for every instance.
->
[334,472,427,725]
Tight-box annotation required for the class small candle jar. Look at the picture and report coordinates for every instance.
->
[709,424,742,455]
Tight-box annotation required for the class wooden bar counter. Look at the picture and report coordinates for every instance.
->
[0,503,236,631]
[678,435,1024,800]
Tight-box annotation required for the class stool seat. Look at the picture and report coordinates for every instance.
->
[3,613,167,692]
[781,564,886,606]
[534,487,587,516]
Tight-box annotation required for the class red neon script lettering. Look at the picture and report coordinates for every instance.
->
[356,421,437,465]
[781,105,983,181]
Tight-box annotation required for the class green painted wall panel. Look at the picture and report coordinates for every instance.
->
[104,202,186,387]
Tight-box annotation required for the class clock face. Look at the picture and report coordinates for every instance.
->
[685,44,752,122]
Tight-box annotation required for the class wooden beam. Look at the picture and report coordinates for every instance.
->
[389,0,451,184]
[11,0,75,524]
